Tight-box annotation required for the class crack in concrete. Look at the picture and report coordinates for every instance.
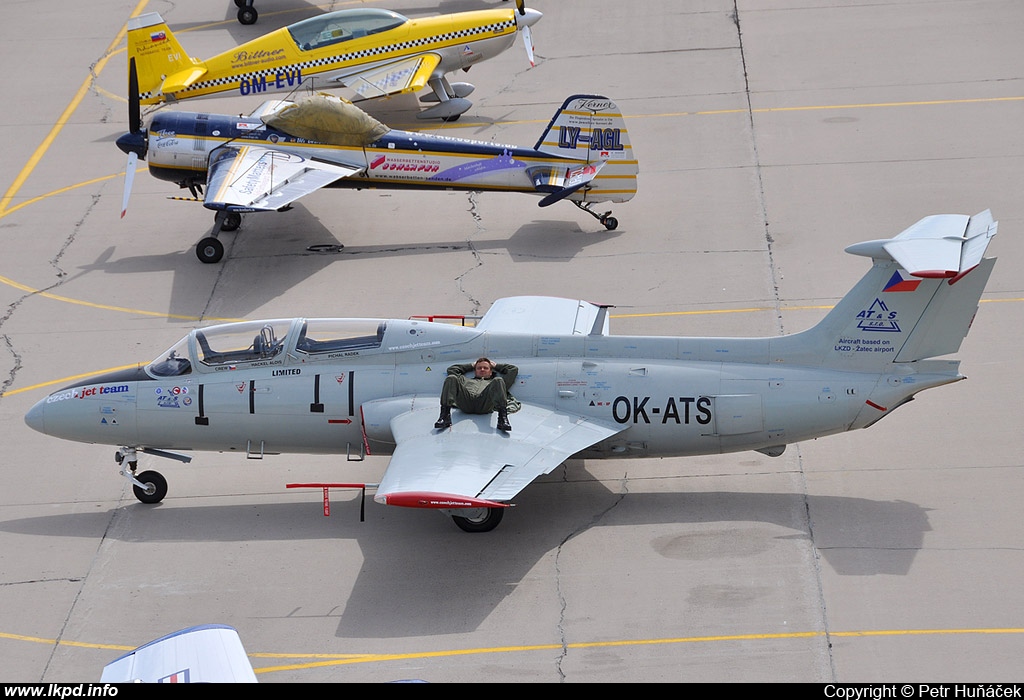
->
[552,470,631,681]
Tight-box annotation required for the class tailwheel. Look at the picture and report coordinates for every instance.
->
[573,200,618,230]
[451,507,504,533]
[132,470,168,504]
[196,237,224,264]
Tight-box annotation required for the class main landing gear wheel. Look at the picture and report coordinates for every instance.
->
[451,507,504,533]
[196,237,224,264]
[133,470,168,504]
[238,7,257,25]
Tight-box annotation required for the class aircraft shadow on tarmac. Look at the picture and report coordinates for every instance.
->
[0,468,929,639]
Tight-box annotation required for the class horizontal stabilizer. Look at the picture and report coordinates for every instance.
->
[162,66,208,95]
[845,210,997,277]
[530,162,605,207]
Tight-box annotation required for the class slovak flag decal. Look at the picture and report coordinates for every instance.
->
[883,270,921,293]
[150,31,167,42]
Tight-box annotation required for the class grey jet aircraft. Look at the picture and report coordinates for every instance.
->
[25,211,999,532]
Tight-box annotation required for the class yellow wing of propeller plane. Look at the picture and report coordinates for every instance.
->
[128,2,541,120]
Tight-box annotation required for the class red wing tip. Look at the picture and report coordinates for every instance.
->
[382,492,508,509]
[911,269,957,279]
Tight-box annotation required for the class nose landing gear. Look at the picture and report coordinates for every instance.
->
[115,446,191,503]
[116,447,167,504]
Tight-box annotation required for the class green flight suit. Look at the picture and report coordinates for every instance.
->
[440,363,518,414]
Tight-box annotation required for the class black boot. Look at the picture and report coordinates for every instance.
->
[434,406,452,430]
[496,407,511,432]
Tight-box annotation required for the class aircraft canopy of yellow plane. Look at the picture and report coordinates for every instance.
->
[127,4,542,120]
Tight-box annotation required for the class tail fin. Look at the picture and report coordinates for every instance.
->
[532,95,638,204]
[777,210,998,370]
[127,13,204,105]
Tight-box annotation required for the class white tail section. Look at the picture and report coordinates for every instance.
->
[533,95,638,204]
[774,211,998,370]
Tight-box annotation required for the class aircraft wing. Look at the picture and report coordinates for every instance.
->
[339,54,441,100]
[205,145,364,212]
[370,399,625,508]
[100,624,257,683]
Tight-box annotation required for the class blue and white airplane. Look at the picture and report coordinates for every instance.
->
[26,212,998,533]
[118,58,638,263]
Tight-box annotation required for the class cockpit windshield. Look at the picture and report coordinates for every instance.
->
[195,320,291,366]
[146,336,192,378]
[287,9,407,51]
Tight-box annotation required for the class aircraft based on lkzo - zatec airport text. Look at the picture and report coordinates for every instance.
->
[127,2,541,121]
[25,211,998,532]
[117,58,638,263]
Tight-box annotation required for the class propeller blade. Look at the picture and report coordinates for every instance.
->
[516,0,525,15]
[523,25,535,68]
[128,57,142,135]
[121,151,137,219]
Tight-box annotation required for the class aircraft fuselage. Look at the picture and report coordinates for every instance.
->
[144,110,624,199]
[25,317,959,462]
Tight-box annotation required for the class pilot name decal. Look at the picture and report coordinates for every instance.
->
[612,396,712,425]
[46,385,130,403]
[856,299,902,332]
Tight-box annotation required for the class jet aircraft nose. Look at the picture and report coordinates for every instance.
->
[24,399,46,435]
[518,8,542,29]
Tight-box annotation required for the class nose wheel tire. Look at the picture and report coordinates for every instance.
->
[196,237,224,264]
[451,507,504,533]
[133,470,168,504]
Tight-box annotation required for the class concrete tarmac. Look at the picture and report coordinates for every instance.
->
[1,0,1023,683]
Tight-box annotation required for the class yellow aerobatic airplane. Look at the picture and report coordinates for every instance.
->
[127,1,541,120]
